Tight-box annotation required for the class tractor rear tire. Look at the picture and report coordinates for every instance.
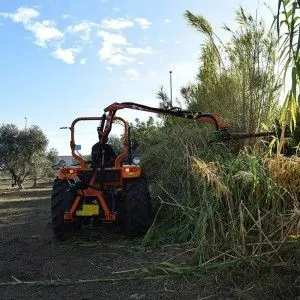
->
[51,179,81,239]
[123,174,152,237]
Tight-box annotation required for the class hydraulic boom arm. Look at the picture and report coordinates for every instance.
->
[100,102,274,143]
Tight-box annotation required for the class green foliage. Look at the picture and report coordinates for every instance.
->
[30,147,59,186]
[129,116,161,156]
[124,5,300,269]
[183,7,280,137]
[108,134,124,155]
[129,105,298,264]
[143,141,298,264]
[276,0,300,129]
[0,124,58,188]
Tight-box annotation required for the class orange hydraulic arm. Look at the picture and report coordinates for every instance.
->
[101,102,274,142]
[104,102,228,130]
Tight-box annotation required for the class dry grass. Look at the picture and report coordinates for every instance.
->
[263,155,300,195]
[143,141,300,268]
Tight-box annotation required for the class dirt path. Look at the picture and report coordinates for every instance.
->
[0,186,298,299]
[0,186,202,300]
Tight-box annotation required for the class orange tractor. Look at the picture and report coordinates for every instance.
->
[51,102,274,239]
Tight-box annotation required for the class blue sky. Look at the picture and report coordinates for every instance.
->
[0,0,276,155]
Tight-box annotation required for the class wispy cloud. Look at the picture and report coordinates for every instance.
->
[134,17,152,29]
[126,46,153,55]
[101,18,134,30]
[125,69,139,80]
[98,30,134,65]
[0,7,63,47]
[1,6,155,66]
[98,30,155,65]
[52,48,78,64]
[62,14,71,20]
[0,7,39,24]
[27,20,64,47]
[67,21,98,41]
[80,58,87,65]
[112,7,120,12]
[164,18,172,24]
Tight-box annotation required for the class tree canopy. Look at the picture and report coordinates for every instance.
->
[0,124,58,188]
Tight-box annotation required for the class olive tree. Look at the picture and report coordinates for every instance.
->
[0,124,58,188]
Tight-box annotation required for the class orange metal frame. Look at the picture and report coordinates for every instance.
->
[64,187,116,222]
[61,116,130,222]
[69,116,129,170]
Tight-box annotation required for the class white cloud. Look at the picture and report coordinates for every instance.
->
[98,30,135,65]
[134,17,152,29]
[98,30,128,45]
[27,20,64,47]
[0,7,63,47]
[0,7,39,24]
[52,48,78,64]
[126,46,153,55]
[105,52,135,65]
[125,69,139,81]
[174,40,181,44]
[101,18,134,30]
[1,7,154,65]
[164,18,172,24]
[98,31,154,65]
[80,58,87,65]
[106,66,113,71]
[62,14,71,19]
[159,38,165,43]
[112,7,120,12]
[67,21,97,41]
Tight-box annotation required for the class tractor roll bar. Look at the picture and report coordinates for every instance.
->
[69,116,129,169]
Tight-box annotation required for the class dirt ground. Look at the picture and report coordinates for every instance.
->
[0,184,299,300]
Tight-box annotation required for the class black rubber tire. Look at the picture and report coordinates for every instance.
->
[122,174,152,237]
[51,179,81,239]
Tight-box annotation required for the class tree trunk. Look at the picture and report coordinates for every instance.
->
[33,176,37,188]
[16,176,24,189]
[9,169,24,189]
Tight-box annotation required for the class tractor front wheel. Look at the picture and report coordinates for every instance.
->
[51,179,81,239]
[123,175,152,237]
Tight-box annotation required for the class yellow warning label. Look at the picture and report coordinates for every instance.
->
[76,204,99,216]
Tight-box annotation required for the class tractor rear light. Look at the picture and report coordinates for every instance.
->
[122,165,141,178]
[124,167,137,173]
[57,168,78,180]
